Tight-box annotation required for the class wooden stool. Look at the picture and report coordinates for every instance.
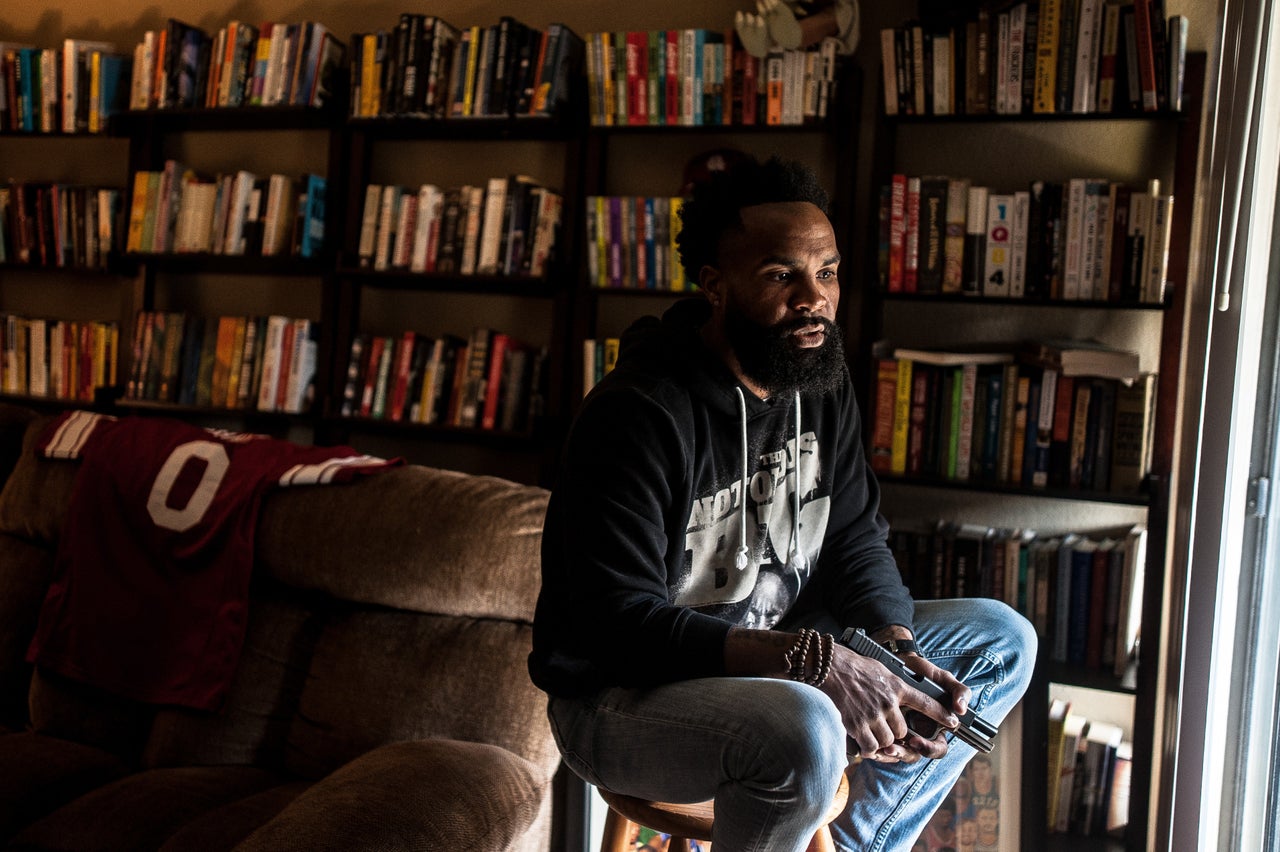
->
[599,772,849,852]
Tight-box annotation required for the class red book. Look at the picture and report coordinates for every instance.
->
[387,330,416,422]
[357,337,385,418]
[626,31,647,125]
[1086,544,1111,668]
[888,174,907,292]
[870,358,898,474]
[665,30,681,126]
[741,51,758,125]
[274,320,296,413]
[480,332,511,430]
[1132,0,1159,110]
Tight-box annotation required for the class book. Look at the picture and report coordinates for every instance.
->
[1021,338,1141,382]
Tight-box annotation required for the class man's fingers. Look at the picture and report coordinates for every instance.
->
[896,687,959,730]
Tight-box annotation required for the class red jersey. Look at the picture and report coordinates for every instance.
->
[27,411,401,710]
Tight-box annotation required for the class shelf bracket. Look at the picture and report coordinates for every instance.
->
[1248,476,1271,519]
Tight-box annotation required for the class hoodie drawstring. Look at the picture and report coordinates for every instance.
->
[733,388,807,579]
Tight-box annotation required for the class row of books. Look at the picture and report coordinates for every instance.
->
[1048,699,1132,837]
[355,177,562,278]
[0,39,130,134]
[878,174,1173,303]
[585,30,840,127]
[586,196,689,291]
[582,337,619,397]
[350,16,582,120]
[880,1,1188,117]
[124,163,327,258]
[128,19,345,111]
[0,183,123,269]
[338,328,546,433]
[870,339,1156,494]
[889,520,1146,677]
[0,315,119,401]
[125,311,318,414]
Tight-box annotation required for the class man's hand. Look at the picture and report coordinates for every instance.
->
[821,643,970,764]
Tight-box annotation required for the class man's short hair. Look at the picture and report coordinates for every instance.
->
[675,155,831,282]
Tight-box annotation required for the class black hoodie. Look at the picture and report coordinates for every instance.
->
[529,298,914,698]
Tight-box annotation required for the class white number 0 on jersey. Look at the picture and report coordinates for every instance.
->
[145,440,231,533]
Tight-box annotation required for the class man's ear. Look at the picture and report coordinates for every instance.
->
[699,265,722,305]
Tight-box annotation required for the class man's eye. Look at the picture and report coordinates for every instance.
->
[818,269,837,280]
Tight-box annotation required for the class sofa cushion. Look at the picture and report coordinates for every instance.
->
[237,739,548,852]
[0,731,129,842]
[28,668,153,763]
[0,416,72,547]
[143,595,318,772]
[158,781,310,852]
[0,533,53,731]
[256,465,548,623]
[283,609,558,782]
[8,765,285,852]
[0,404,37,490]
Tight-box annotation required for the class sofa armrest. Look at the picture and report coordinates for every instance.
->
[234,739,552,852]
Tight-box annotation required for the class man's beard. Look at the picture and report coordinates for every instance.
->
[724,304,846,396]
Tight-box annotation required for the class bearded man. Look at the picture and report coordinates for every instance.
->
[530,155,1036,852]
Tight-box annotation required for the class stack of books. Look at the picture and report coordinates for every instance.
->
[0,39,131,133]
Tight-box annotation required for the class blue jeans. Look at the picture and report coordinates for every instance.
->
[547,598,1037,852]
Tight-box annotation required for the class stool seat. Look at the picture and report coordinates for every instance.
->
[600,772,849,852]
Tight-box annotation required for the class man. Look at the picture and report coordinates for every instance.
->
[530,155,1036,851]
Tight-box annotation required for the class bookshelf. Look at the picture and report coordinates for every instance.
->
[860,24,1206,849]
[576,53,862,400]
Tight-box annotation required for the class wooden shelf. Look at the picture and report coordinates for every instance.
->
[886,108,1189,125]
[878,291,1170,311]
[347,113,582,141]
[1048,661,1139,694]
[111,105,341,134]
[877,474,1153,506]
[337,267,562,296]
[128,253,329,276]
[322,414,545,449]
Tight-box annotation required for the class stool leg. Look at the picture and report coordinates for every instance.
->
[805,825,836,852]
[601,808,634,852]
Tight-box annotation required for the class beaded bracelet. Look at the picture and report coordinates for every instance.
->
[783,628,835,687]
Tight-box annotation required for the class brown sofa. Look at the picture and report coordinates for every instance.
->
[0,406,561,851]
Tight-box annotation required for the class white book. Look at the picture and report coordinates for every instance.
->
[529,189,563,278]
[1009,190,1030,297]
[39,49,59,133]
[1079,181,1102,301]
[1073,0,1104,112]
[932,31,951,115]
[284,319,315,414]
[983,193,1013,296]
[955,362,978,482]
[256,315,289,411]
[1145,195,1174,303]
[1062,177,1088,299]
[476,176,509,275]
[260,174,294,257]
[187,183,218,253]
[130,38,151,110]
[223,170,258,256]
[1007,3,1026,114]
[62,39,117,132]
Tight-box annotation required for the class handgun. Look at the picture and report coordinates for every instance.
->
[838,627,997,754]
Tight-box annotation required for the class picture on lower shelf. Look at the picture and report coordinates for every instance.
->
[339,326,546,433]
[586,196,688,291]
[921,706,1020,852]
